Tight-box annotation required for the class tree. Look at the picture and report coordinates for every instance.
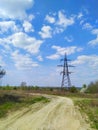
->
[69,86,78,93]
[0,66,6,79]
[86,81,98,93]
[20,82,27,90]
[83,84,87,88]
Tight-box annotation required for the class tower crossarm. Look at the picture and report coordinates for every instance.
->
[58,53,73,89]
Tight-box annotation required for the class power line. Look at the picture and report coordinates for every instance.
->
[58,53,74,89]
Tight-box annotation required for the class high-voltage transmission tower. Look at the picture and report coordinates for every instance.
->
[0,66,6,79]
[58,53,74,89]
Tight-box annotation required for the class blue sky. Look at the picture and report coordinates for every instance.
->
[0,0,98,87]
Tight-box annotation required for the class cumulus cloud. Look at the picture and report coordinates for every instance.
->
[52,11,75,34]
[92,29,98,35]
[46,45,83,60]
[39,25,52,39]
[45,15,55,23]
[23,21,34,32]
[37,55,43,61]
[1,32,43,54]
[77,12,83,19]
[28,14,35,21]
[0,55,5,66]
[0,21,19,34]
[56,11,74,29]
[88,36,98,46]
[11,50,38,70]
[46,54,60,60]
[64,36,74,42]
[82,23,93,30]
[0,0,34,19]
[88,29,98,46]
[72,55,98,69]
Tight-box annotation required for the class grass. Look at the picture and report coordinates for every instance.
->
[74,98,98,129]
[0,89,98,129]
[0,93,50,118]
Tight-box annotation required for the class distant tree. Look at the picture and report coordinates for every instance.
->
[0,66,6,86]
[21,82,27,87]
[82,84,87,88]
[34,86,39,90]
[13,86,17,90]
[50,88,53,91]
[20,82,27,90]
[4,84,12,90]
[86,81,98,93]
[69,86,78,93]
[0,66,6,79]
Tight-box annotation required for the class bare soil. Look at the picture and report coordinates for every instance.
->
[0,95,93,130]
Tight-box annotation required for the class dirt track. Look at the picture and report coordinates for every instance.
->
[0,95,92,130]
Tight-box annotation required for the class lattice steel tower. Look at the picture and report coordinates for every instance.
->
[58,53,74,89]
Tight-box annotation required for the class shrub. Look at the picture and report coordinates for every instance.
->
[69,86,78,93]
[86,81,98,93]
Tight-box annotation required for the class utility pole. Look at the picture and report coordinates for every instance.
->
[58,53,74,89]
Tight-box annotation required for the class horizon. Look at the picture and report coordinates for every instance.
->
[0,0,98,87]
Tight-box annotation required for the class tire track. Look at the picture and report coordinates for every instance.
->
[0,95,93,130]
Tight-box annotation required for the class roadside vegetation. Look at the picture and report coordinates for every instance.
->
[0,80,98,129]
[75,98,98,129]
[0,91,49,118]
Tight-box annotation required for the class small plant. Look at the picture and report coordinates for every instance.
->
[75,99,98,129]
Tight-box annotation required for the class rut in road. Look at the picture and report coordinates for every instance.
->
[0,95,92,130]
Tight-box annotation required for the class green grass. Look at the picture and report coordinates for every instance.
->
[74,98,98,129]
[0,93,50,118]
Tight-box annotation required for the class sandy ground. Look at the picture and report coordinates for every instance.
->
[0,95,92,130]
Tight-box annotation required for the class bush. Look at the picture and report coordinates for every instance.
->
[69,86,78,93]
[86,81,98,93]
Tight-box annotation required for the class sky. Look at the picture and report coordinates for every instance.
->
[0,0,98,87]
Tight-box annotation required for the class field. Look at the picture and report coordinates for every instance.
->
[0,89,98,130]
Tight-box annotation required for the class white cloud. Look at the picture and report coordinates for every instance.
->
[11,50,38,70]
[88,29,98,46]
[0,21,19,34]
[52,45,83,55]
[72,55,98,69]
[37,55,43,61]
[88,36,98,46]
[64,36,74,42]
[39,25,52,39]
[1,32,43,54]
[28,14,35,21]
[53,11,74,34]
[70,54,98,87]
[53,27,64,34]
[23,21,34,32]
[45,15,55,23]
[80,20,85,25]
[0,0,34,19]
[0,55,5,66]
[56,11,74,29]
[77,12,83,19]
[47,45,83,60]
[82,23,93,30]
[92,29,98,35]
[46,54,60,60]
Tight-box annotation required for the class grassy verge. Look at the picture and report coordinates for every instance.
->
[74,98,98,129]
[0,93,49,118]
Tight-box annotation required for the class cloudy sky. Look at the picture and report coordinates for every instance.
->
[0,0,98,87]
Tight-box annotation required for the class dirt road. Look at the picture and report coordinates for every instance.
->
[0,95,92,130]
